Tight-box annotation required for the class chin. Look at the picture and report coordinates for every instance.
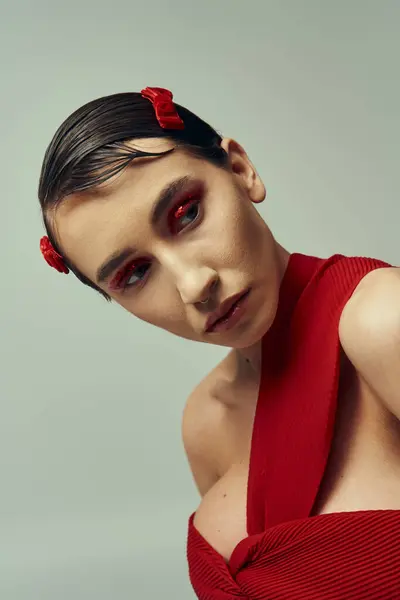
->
[207,315,274,350]
[234,300,279,348]
[230,327,267,350]
[202,287,279,349]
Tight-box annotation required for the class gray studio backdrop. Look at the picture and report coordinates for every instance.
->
[1,1,399,599]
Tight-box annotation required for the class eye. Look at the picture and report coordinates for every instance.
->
[109,259,151,291]
[168,194,201,234]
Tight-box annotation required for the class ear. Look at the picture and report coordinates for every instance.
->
[220,138,266,204]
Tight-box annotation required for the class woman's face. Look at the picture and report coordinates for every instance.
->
[54,138,284,349]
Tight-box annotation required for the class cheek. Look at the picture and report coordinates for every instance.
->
[208,203,264,269]
[118,287,186,330]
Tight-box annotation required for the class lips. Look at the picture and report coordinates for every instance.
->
[205,289,250,333]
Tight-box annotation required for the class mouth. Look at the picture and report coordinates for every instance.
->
[205,288,251,334]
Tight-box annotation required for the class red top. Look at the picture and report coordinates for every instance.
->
[187,253,400,599]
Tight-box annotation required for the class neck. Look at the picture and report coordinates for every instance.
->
[234,341,262,375]
[234,243,290,376]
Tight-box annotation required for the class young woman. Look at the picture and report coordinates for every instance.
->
[38,88,400,599]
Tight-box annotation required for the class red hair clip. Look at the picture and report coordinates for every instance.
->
[141,87,184,130]
[40,236,69,274]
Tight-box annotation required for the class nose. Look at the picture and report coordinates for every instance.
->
[177,265,219,306]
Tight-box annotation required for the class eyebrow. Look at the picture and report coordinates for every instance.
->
[95,175,194,285]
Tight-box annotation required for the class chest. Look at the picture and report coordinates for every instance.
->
[193,363,400,562]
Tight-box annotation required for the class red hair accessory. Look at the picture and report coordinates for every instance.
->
[141,87,184,130]
[40,236,69,274]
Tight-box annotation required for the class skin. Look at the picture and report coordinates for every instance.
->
[54,137,289,353]
[51,136,400,562]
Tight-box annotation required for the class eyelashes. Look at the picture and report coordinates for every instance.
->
[110,192,203,292]
[109,258,150,291]
[168,193,202,234]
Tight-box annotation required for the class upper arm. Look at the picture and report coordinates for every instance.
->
[339,266,400,417]
[182,383,221,497]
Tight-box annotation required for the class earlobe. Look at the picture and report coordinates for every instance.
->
[220,138,266,204]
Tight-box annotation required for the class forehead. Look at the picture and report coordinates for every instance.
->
[53,138,216,274]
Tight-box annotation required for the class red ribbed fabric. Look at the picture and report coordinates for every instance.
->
[187,254,400,599]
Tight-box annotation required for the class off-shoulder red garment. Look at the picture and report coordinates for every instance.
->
[187,254,400,599]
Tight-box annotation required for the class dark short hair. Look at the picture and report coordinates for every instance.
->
[38,92,228,300]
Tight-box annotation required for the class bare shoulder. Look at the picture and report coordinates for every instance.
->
[339,266,400,417]
[339,266,400,353]
[182,353,233,497]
